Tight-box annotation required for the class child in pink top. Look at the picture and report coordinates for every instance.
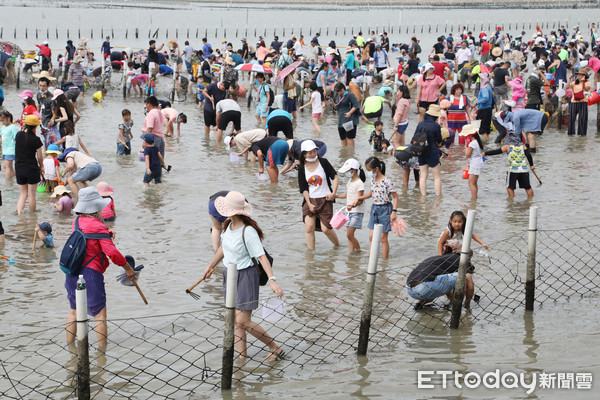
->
[507,77,525,112]
[97,181,116,221]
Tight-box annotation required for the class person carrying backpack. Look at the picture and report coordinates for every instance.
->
[411,104,443,196]
[64,187,135,348]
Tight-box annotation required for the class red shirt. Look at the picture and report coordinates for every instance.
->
[36,44,51,58]
[73,216,126,274]
[481,42,490,55]
[432,62,448,80]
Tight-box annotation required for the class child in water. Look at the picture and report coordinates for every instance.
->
[35,222,54,248]
[437,210,489,255]
[54,121,89,155]
[353,157,399,259]
[51,185,74,216]
[336,158,366,252]
[297,81,322,132]
[368,121,385,152]
[97,181,116,221]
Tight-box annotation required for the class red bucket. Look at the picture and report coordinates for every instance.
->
[588,91,600,106]
[462,165,470,179]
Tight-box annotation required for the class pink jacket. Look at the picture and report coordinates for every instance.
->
[74,216,126,274]
[394,98,410,124]
[508,78,525,100]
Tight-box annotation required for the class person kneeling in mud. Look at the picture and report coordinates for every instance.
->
[406,252,475,310]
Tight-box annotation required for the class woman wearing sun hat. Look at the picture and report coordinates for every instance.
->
[413,104,443,196]
[201,191,285,362]
[15,115,44,215]
[65,187,135,348]
[568,67,592,136]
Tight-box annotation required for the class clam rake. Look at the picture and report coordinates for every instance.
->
[186,268,214,300]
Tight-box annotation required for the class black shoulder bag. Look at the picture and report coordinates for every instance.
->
[242,226,273,286]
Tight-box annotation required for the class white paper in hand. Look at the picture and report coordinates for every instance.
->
[262,297,285,323]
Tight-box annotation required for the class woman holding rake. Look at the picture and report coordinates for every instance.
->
[200,191,285,362]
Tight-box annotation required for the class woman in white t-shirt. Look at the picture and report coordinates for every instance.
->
[297,140,339,250]
[298,81,322,132]
[459,124,484,200]
[336,158,366,252]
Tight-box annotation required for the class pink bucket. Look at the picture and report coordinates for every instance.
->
[330,207,349,230]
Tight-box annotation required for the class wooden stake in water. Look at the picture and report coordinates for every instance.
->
[450,209,476,329]
[525,206,538,311]
[221,263,237,391]
[76,275,90,399]
[357,223,382,356]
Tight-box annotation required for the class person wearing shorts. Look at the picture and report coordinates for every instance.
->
[202,80,229,135]
[255,73,270,124]
[361,95,390,121]
[15,115,44,215]
[208,190,229,252]
[59,147,103,196]
[406,252,475,309]
[265,109,293,139]
[415,104,443,196]
[216,98,242,142]
[334,82,360,148]
[246,136,289,183]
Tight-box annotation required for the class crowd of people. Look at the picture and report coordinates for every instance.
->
[1,21,599,360]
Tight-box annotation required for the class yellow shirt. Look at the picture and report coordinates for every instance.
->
[92,91,103,102]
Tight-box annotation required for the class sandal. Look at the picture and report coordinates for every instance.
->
[266,348,285,362]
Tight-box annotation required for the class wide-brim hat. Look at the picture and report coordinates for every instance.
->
[491,47,503,57]
[73,55,83,64]
[426,104,441,117]
[214,191,252,218]
[576,67,590,76]
[73,187,111,214]
[51,185,71,198]
[32,70,57,80]
[458,124,479,136]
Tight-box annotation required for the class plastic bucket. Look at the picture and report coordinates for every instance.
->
[587,91,600,106]
[138,151,145,162]
[330,207,349,230]
[462,165,470,179]
[37,182,47,193]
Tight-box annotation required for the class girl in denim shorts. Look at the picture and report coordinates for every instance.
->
[336,158,366,253]
[354,157,399,259]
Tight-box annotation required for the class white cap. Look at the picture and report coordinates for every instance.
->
[338,158,361,173]
[42,40,48,45]
[224,135,233,150]
[423,63,434,71]
[300,140,318,153]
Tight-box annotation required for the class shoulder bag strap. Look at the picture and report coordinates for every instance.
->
[242,226,262,273]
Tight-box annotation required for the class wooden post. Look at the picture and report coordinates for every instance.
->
[221,263,237,390]
[76,275,90,400]
[525,206,538,311]
[357,224,382,356]
[450,209,476,329]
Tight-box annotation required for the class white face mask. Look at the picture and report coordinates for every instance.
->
[366,170,375,179]
[306,156,318,163]
[345,171,353,178]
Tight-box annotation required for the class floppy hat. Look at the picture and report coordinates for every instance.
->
[491,47,503,57]
[32,70,57,81]
[73,55,83,64]
[339,158,361,173]
[214,191,252,218]
[57,147,77,162]
[425,104,441,117]
[576,67,590,76]
[51,185,71,198]
[96,181,114,196]
[23,115,41,126]
[51,89,64,100]
[440,99,451,109]
[74,187,111,214]
[224,135,233,150]
[458,124,479,136]
[45,144,62,154]
[300,139,318,153]
[18,89,34,99]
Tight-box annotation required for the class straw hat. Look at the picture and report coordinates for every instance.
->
[491,47,503,57]
[576,67,590,76]
[96,181,114,196]
[73,187,111,214]
[23,115,41,126]
[73,55,83,64]
[214,191,252,217]
[458,124,478,136]
[425,104,441,118]
[51,185,71,198]
[32,70,57,81]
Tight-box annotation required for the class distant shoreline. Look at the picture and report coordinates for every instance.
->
[0,0,597,10]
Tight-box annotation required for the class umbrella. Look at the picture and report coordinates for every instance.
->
[235,63,273,74]
[0,41,25,58]
[273,60,302,85]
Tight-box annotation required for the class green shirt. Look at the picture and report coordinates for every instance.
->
[364,96,386,114]
[471,65,481,83]
[558,49,569,62]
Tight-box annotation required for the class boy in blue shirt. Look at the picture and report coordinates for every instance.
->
[35,222,54,248]
[141,133,166,187]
